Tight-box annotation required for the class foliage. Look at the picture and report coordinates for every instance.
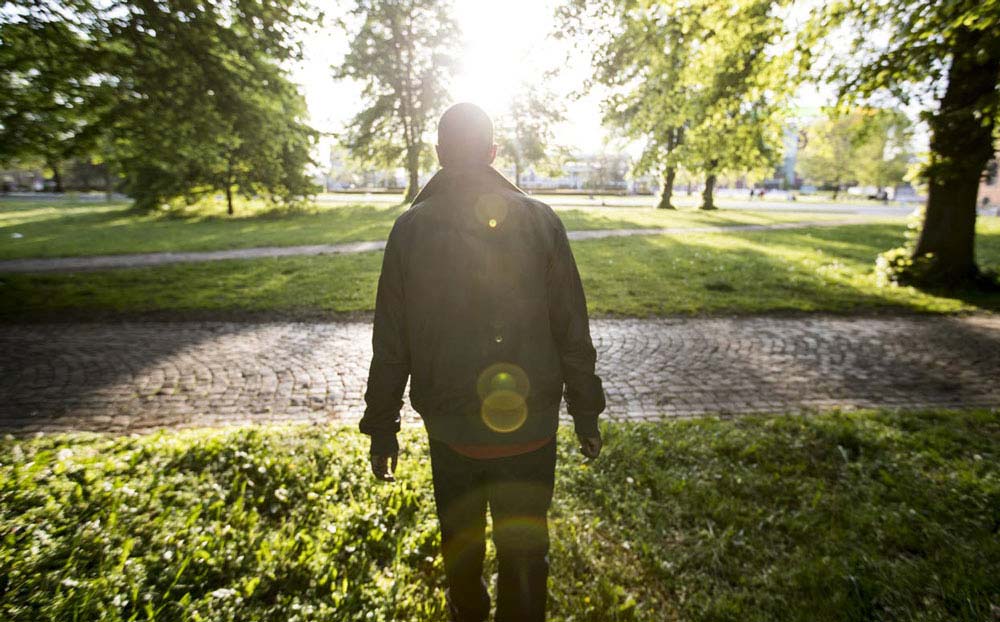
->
[7,216,1000,320]
[333,0,460,202]
[495,83,565,187]
[0,0,320,213]
[0,7,112,191]
[798,109,913,195]
[851,109,912,191]
[560,0,794,210]
[1,410,998,621]
[805,0,1000,282]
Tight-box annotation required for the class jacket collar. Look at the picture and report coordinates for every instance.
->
[410,165,525,205]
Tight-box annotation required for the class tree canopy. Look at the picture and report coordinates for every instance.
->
[798,109,912,197]
[495,83,565,188]
[0,0,319,213]
[560,0,794,210]
[333,0,459,203]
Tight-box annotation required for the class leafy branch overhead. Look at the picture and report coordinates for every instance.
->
[333,0,460,202]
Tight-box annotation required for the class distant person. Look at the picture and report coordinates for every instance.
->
[360,102,606,622]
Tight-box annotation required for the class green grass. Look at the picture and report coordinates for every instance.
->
[0,197,862,260]
[2,409,997,621]
[2,221,998,320]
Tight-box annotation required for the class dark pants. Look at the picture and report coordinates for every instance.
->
[428,437,557,622]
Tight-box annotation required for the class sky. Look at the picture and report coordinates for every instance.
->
[292,0,838,160]
[293,0,614,155]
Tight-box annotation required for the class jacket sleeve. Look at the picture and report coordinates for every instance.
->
[546,217,606,437]
[360,223,409,455]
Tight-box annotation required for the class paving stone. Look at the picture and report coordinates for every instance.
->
[0,316,999,434]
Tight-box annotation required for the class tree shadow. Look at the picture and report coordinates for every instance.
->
[0,200,406,259]
[0,321,375,435]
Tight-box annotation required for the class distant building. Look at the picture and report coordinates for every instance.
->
[979,155,1000,209]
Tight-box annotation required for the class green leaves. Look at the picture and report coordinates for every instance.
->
[333,0,460,201]
[1,0,320,212]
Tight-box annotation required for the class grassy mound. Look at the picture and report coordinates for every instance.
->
[2,410,998,621]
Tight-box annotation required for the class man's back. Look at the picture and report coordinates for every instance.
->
[363,165,604,450]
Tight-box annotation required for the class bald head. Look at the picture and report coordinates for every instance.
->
[436,103,497,168]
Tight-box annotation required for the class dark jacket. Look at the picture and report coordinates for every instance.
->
[360,165,605,455]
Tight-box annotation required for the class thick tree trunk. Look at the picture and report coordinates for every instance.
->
[225,183,234,215]
[657,167,676,210]
[700,172,717,210]
[911,28,1000,284]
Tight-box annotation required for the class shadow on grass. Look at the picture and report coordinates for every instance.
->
[574,223,1000,315]
[0,200,406,259]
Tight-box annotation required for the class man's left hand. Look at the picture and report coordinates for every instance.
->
[577,432,602,459]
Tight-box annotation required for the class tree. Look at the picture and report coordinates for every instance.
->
[1,0,319,212]
[101,0,319,213]
[852,110,912,196]
[495,84,565,187]
[560,0,792,211]
[798,113,864,198]
[0,12,109,191]
[558,0,696,209]
[798,109,913,198]
[678,0,791,210]
[809,0,1000,285]
[334,0,459,203]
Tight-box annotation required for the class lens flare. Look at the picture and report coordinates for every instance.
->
[474,193,510,229]
[481,390,528,433]
[476,362,530,433]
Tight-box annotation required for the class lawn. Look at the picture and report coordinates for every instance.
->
[1,409,997,621]
[0,196,864,260]
[2,221,999,320]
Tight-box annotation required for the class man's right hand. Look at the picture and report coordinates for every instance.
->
[370,452,398,482]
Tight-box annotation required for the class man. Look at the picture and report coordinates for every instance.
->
[360,102,606,622]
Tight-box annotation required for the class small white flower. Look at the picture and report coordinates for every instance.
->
[163,549,173,561]
[274,487,288,502]
[61,578,80,588]
[626,476,635,485]
[56,448,72,461]
[210,588,238,599]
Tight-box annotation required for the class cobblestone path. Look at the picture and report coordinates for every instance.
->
[1,316,998,434]
[0,219,867,274]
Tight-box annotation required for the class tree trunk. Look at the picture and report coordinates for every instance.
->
[404,145,421,203]
[912,27,1000,284]
[104,168,113,202]
[49,160,63,193]
[832,184,839,201]
[515,161,522,188]
[657,167,676,210]
[225,182,234,215]
[700,172,717,210]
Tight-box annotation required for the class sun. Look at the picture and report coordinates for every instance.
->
[450,0,559,117]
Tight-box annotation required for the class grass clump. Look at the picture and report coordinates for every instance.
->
[2,409,998,621]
